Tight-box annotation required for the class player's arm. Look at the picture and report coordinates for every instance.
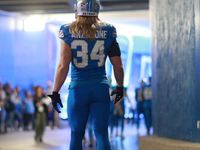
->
[108,39,124,106]
[48,40,72,113]
[109,56,124,87]
[53,40,72,92]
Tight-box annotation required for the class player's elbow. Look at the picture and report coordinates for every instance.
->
[113,64,124,72]
[58,63,69,72]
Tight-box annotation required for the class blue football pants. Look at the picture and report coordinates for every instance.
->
[67,83,111,150]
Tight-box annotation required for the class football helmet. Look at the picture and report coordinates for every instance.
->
[74,0,100,17]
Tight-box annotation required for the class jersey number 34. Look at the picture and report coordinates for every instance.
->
[71,40,105,68]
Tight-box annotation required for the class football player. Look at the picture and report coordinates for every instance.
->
[48,0,124,149]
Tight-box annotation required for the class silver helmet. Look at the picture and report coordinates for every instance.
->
[74,0,100,17]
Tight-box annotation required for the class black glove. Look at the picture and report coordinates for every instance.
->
[47,92,63,113]
[111,86,124,105]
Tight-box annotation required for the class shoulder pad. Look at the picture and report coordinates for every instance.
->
[59,29,64,38]
[99,22,117,38]
[58,24,71,39]
[64,23,71,28]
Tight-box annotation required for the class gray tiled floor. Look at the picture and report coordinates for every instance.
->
[0,120,148,150]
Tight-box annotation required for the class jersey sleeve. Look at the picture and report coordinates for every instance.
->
[112,26,117,38]
[58,24,71,46]
[107,25,121,57]
[106,25,117,39]
[108,39,121,57]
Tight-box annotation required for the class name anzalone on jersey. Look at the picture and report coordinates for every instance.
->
[58,22,119,88]
[71,30,108,39]
[59,23,117,39]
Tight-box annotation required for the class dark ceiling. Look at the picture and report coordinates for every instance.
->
[0,0,149,14]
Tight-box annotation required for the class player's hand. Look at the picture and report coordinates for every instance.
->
[47,92,63,113]
[111,86,124,106]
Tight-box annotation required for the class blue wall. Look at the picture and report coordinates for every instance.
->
[151,0,200,142]
[0,15,15,85]
[13,30,49,89]
[0,13,52,90]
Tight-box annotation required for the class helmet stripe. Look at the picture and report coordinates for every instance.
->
[76,0,99,17]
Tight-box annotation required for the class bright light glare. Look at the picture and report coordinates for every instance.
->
[125,113,134,118]
[140,55,152,80]
[10,19,15,31]
[139,114,144,119]
[17,19,23,31]
[24,16,45,32]
[129,113,133,118]
[60,112,68,120]
[125,114,129,118]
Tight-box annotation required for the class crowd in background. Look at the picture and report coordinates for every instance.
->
[135,77,152,135]
[0,80,59,137]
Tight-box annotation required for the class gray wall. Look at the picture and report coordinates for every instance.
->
[150,0,200,142]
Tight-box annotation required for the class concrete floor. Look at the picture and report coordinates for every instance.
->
[0,120,148,150]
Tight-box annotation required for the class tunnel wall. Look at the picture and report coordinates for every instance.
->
[0,14,15,84]
[150,0,200,142]
[0,13,49,90]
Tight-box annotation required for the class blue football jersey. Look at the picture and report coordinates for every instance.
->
[59,22,117,88]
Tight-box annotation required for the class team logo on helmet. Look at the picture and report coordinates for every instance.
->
[75,0,100,17]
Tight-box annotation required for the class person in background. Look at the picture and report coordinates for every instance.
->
[31,86,36,97]
[5,92,15,132]
[4,83,12,96]
[83,115,94,147]
[111,102,123,138]
[0,84,6,133]
[12,86,23,131]
[46,80,53,95]
[110,88,128,141]
[109,78,117,142]
[143,77,152,135]
[135,80,145,131]
[115,88,130,140]
[46,80,55,129]
[23,90,35,131]
[124,89,133,125]
[87,115,94,147]
[34,86,48,142]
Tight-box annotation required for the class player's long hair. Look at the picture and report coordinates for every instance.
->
[70,16,100,41]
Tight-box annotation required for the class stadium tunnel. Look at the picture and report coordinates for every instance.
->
[1,0,200,150]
